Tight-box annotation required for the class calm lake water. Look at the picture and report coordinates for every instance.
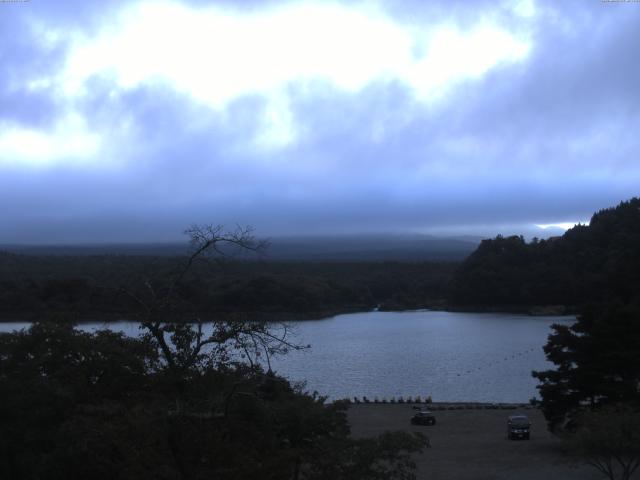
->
[0,310,573,403]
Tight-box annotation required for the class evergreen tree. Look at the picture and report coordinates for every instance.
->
[533,303,640,431]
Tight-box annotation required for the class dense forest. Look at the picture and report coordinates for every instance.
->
[0,253,455,321]
[2,198,639,320]
[451,197,640,311]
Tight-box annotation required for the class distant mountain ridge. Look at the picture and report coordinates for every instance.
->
[0,243,189,257]
[1,234,481,262]
[264,234,480,261]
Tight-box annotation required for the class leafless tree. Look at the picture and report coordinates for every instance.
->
[121,224,304,374]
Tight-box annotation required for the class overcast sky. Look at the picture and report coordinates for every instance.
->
[1,0,638,243]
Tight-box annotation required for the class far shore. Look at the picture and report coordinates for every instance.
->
[0,304,576,324]
[0,307,362,324]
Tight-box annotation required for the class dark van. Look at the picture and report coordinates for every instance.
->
[507,415,531,440]
[411,411,436,426]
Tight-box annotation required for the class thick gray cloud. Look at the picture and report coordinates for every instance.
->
[0,0,638,243]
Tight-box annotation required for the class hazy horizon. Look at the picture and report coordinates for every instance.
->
[0,224,573,247]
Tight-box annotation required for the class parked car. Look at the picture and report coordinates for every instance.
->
[507,415,531,440]
[411,410,436,426]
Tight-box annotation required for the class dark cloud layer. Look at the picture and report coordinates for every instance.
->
[0,0,638,243]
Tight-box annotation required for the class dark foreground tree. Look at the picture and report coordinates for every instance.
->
[0,322,427,479]
[0,225,428,479]
[564,405,640,480]
[532,303,640,432]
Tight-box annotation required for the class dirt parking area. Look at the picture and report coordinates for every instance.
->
[348,404,605,480]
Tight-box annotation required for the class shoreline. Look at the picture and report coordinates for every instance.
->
[0,307,364,324]
[342,399,539,410]
[0,305,576,324]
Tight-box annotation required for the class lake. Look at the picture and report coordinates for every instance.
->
[0,310,573,403]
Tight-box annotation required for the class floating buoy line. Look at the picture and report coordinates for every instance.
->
[331,347,543,406]
[455,347,539,377]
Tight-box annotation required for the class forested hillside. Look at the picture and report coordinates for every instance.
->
[0,253,454,320]
[451,198,640,310]
[4,198,638,319]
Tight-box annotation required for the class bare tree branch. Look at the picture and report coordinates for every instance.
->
[119,224,300,377]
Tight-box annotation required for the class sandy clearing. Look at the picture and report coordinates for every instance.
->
[347,404,607,480]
